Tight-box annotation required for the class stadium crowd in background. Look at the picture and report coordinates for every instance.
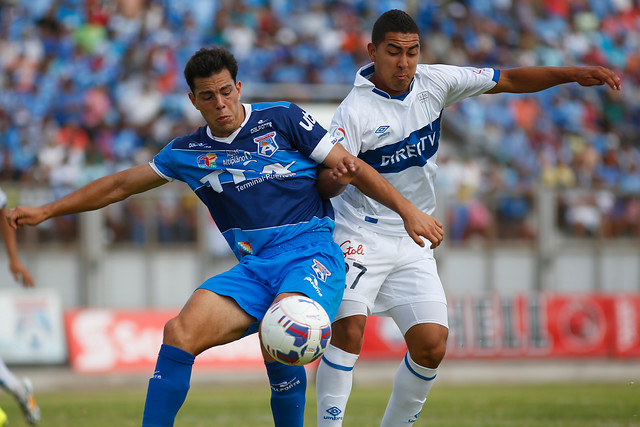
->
[0,0,639,242]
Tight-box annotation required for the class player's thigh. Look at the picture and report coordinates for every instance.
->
[276,239,346,321]
[333,220,394,312]
[166,289,255,355]
[374,239,446,315]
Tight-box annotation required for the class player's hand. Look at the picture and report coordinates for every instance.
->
[9,260,34,287]
[329,156,360,185]
[6,206,48,230]
[402,208,444,249]
[574,66,622,90]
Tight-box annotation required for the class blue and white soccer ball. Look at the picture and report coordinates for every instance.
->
[260,295,332,366]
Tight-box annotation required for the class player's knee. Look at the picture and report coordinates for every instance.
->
[163,316,191,349]
[330,316,366,353]
[409,338,447,369]
[406,325,448,368]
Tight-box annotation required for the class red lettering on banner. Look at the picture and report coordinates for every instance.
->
[64,309,263,373]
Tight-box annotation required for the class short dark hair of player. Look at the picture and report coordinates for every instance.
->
[371,9,421,47]
[183,46,239,94]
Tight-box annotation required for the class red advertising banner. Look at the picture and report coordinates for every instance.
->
[64,294,640,373]
[64,309,263,373]
[359,294,640,361]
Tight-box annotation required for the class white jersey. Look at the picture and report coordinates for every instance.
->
[330,62,499,235]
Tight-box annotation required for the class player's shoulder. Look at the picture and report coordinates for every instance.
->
[251,101,302,121]
[251,101,295,113]
[165,125,209,150]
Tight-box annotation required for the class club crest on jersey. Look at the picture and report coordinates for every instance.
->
[237,241,253,255]
[254,131,279,157]
[197,153,218,168]
[418,91,433,124]
[311,259,331,283]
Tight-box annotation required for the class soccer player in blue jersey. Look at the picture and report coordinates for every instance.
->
[315,9,622,426]
[6,46,440,427]
[0,187,40,425]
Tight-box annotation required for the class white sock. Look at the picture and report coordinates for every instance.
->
[0,357,25,398]
[381,353,437,426]
[316,344,359,426]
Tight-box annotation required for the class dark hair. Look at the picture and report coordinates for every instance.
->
[183,47,239,93]
[372,9,420,47]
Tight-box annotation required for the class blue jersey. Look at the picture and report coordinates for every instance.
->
[151,102,338,260]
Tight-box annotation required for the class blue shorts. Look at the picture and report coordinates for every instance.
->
[198,231,345,336]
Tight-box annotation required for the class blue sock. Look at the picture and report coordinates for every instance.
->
[142,344,195,427]
[265,361,307,427]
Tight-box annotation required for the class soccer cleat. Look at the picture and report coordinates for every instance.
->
[16,377,40,425]
[0,407,7,426]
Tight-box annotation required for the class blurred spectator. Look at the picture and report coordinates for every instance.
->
[0,0,637,243]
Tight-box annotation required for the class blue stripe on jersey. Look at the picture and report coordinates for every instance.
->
[492,69,501,83]
[252,101,292,111]
[358,117,441,174]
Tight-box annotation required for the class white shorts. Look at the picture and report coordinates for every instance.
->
[333,216,448,334]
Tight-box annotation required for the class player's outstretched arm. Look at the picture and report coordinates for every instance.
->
[6,164,167,230]
[486,65,622,94]
[316,157,360,199]
[322,144,444,248]
[0,206,34,287]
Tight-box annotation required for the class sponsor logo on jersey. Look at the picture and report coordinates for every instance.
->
[359,118,441,173]
[311,259,331,283]
[222,151,253,166]
[298,110,316,131]
[375,125,391,139]
[250,120,274,134]
[237,241,253,255]
[331,127,346,144]
[189,142,212,149]
[196,153,218,168]
[254,131,279,157]
[339,240,365,263]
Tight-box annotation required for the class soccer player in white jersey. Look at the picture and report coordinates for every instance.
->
[6,46,437,427]
[316,9,622,426]
[0,186,40,425]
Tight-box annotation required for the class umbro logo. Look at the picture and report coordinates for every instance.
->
[375,125,391,139]
[326,406,342,416]
[323,406,343,420]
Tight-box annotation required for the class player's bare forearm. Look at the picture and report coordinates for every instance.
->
[317,157,359,199]
[7,164,166,229]
[1,207,35,286]
[350,166,444,248]
[1,207,20,258]
[487,66,622,94]
[322,143,443,247]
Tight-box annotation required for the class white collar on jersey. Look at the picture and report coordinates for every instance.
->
[355,62,416,101]
[206,103,252,144]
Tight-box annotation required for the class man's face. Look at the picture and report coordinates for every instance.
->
[368,32,420,96]
[189,69,244,137]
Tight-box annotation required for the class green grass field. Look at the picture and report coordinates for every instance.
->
[1,382,638,426]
